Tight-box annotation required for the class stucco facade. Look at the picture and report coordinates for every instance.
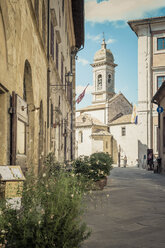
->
[128,16,165,168]
[110,115,138,166]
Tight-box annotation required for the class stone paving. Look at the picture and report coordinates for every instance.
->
[82,167,165,248]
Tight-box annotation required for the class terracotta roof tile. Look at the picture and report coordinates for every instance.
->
[76,103,106,112]
[76,113,106,127]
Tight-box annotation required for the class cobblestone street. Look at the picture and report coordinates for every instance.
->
[82,167,165,248]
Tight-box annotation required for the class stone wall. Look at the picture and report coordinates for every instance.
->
[0,0,48,174]
[108,94,132,123]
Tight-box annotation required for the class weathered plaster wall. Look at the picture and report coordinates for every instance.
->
[76,127,92,157]
[0,0,48,172]
[110,123,138,166]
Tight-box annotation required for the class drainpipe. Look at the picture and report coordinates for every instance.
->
[47,0,50,61]
[152,100,160,158]
[149,23,153,150]
[70,46,84,160]
[47,0,50,130]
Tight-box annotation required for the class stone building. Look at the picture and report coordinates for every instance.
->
[76,39,138,165]
[48,0,84,163]
[128,16,165,168]
[0,0,84,175]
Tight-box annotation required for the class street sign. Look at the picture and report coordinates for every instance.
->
[157,106,163,113]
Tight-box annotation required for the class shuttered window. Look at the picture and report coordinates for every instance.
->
[50,22,54,59]
[56,41,59,70]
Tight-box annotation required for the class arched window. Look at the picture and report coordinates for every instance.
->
[78,131,83,143]
[62,0,65,14]
[97,74,102,90]
[42,0,46,45]
[108,74,111,85]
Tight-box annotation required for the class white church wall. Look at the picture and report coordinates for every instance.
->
[82,109,105,124]
[110,123,138,166]
[76,127,92,157]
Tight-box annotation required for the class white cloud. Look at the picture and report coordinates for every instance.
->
[86,33,116,44]
[106,38,116,44]
[76,85,93,95]
[77,58,90,66]
[86,33,102,41]
[85,0,165,22]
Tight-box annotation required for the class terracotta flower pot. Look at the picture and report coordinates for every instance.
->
[93,177,107,190]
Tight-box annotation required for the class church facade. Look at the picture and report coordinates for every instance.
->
[76,39,138,165]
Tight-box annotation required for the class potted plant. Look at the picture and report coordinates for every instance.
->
[89,152,113,189]
[73,152,113,190]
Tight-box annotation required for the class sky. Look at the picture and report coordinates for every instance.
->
[75,0,165,110]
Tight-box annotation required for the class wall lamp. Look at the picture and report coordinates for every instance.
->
[21,103,40,112]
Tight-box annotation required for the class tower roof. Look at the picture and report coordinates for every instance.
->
[93,38,114,63]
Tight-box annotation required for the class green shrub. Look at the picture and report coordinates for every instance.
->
[0,154,91,248]
[73,152,113,182]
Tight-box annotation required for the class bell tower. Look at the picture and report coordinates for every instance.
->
[91,38,117,104]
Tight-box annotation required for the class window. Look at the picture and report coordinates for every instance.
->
[61,118,63,137]
[51,103,53,127]
[58,95,60,107]
[50,22,54,59]
[42,0,46,45]
[62,0,64,14]
[56,41,59,70]
[78,131,83,143]
[17,120,26,154]
[97,74,102,90]
[65,67,67,93]
[61,55,63,84]
[106,141,108,149]
[121,127,126,136]
[23,76,27,101]
[157,37,165,50]
[59,9,61,27]
[157,76,165,89]
[65,16,67,33]
[108,74,111,85]
[35,0,39,23]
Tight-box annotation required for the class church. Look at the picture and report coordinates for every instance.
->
[76,38,138,166]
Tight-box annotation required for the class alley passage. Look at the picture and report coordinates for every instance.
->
[82,167,165,248]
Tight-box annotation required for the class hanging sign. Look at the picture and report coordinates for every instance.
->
[157,106,163,113]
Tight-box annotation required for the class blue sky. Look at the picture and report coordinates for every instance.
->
[75,0,165,109]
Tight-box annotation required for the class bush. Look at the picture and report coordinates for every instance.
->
[0,154,91,248]
[73,152,113,182]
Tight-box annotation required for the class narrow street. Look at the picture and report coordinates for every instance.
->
[82,167,165,248]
